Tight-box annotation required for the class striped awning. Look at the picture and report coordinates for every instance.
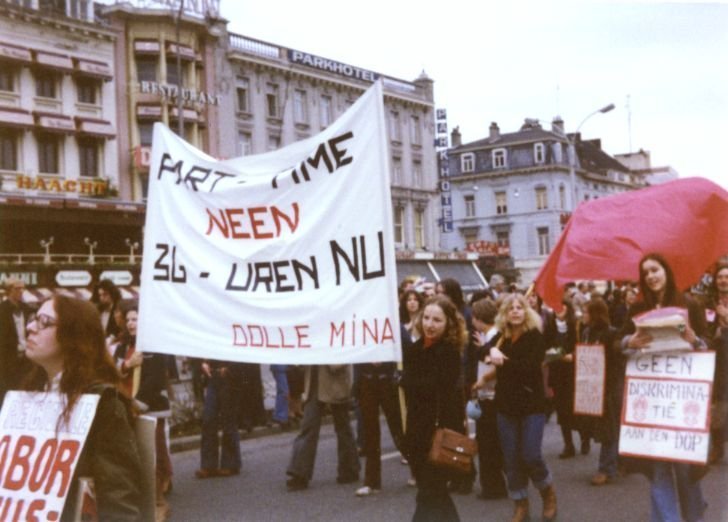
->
[21,286,140,304]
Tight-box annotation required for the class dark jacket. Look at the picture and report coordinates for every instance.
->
[581,324,622,443]
[494,328,547,416]
[114,342,170,412]
[0,299,25,401]
[62,384,142,521]
[401,337,463,465]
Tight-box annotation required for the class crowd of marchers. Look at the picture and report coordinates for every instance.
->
[0,253,726,522]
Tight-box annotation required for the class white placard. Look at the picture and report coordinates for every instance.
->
[574,343,605,416]
[138,81,401,364]
[619,351,715,464]
[0,391,100,520]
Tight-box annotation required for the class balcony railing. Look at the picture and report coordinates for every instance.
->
[228,33,281,59]
[0,254,142,265]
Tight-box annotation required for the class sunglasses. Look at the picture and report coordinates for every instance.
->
[29,313,57,331]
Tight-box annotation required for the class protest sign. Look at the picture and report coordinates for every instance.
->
[573,343,605,416]
[619,351,715,464]
[138,81,401,364]
[0,391,100,520]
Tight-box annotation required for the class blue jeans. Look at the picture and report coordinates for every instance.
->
[497,413,552,500]
[201,372,241,471]
[598,439,619,477]
[270,365,289,423]
[650,462,706,522]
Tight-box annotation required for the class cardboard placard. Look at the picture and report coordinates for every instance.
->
[0,391,100,520]
[574,343,606,416]
[619,351,715,464]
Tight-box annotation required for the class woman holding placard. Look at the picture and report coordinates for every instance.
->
[623,253,708,522]
[580,298,621,486]
[24,295,142,521]
[490,293,557,522]
[402,294,467,522]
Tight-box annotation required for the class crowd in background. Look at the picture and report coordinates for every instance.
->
[0,253,726,522]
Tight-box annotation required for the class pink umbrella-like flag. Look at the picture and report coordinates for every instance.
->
[534,177,728,311]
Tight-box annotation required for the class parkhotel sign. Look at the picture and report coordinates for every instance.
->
[139,81,221,106]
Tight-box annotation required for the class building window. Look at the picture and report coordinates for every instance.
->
[76,77,99,105]
[320,95,332,127]
[534,142,545,164]
[536,187,548,210]
[394,205,404,244]
[492,148,507,168]
[496,231,510,249]
[268,134,280,151]
[461,153,474,173]
[559,185,566,209]
[410,115,421,145]
[38,133,60,174]
[392,157,402,185]
[136,57,157,82]
[412,160,423,187]
[237,131,252,156]
[293,89,308,123]
[35,74,57,98]
[235,77,249,113]
[78,137,100,177]
[537,227,551,256]
[464,194,475,217]
[0,68,16,92]
[414,209,425,249]
[0,130,18,171]
[266,83,280,118]
[495,191,507,214]
[389,111,401,142]
[69,0,92,20]
[138,122,154,146]
[166,59,183,86]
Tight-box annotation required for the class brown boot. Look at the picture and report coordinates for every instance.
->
[510,498,530,522]
[540,485,557,521]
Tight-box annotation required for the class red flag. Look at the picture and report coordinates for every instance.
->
[534,177,728,311]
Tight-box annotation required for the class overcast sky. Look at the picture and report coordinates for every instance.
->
[222,1,728,189]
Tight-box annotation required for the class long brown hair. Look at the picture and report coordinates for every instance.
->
[414,295,468,352]
[638,253,683,308]
[24,295,121,425]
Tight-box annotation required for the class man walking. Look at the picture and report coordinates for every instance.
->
[286,365,360,490]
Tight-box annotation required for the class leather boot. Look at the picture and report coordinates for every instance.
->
[510,498,530,522]
[540,485,557,522]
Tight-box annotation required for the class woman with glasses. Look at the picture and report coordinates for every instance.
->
[24,295,142,521]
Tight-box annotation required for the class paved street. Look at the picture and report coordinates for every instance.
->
[167,418,727,522]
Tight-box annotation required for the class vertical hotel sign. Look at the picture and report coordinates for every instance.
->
[435,109,452,233]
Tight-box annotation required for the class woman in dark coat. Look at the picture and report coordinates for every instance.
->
[580,298,622,486]
[621,253,708,522]
[24,295,141,521]
[402,295,467,522]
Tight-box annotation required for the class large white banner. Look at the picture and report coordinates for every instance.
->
[0,391,100,520]
[138,82,401,364]
[619,351,715,464]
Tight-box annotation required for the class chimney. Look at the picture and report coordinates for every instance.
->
[551,116,564,135]
[450,126,461,147]
[489,122,500,140]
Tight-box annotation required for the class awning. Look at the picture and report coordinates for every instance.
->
[170,107,199,122]
[33,51,74,72]
[396,261,437,284]
[134,40,161,54]
[136,105,162,119]
[0,42,32,63]
[429,261,488,292]
[34,112,75,133]
[22,286,140,304]
[166,42,196,61]
[74,59,112,81]
[0,107,34,129]
[75,117,116,138]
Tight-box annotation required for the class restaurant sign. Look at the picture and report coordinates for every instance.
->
[15,175,109,196]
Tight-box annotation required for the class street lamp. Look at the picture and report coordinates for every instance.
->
[175,0,185,137]
[125,238,140,264]
[568,103,615,210]
[84,237,98,265]
[39,237,54,265]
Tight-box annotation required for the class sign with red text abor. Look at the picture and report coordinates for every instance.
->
[573,343,606,416]
[138,81,401,364]
[619,351,715,464]
[0,391,100,520]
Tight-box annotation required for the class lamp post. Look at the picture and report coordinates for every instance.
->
[176,0,184,137]
[39,237,54,265]
[84,237,98,265]
[125,238,140,264]
[568,103,615,210]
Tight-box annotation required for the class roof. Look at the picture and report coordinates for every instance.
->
[452,126,566,152]
[577,139,631,173]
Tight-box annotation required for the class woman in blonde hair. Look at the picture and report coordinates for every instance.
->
[402,295,468,522]
[490,293,557,522]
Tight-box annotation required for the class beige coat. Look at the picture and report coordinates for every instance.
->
[302,365,353,404]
